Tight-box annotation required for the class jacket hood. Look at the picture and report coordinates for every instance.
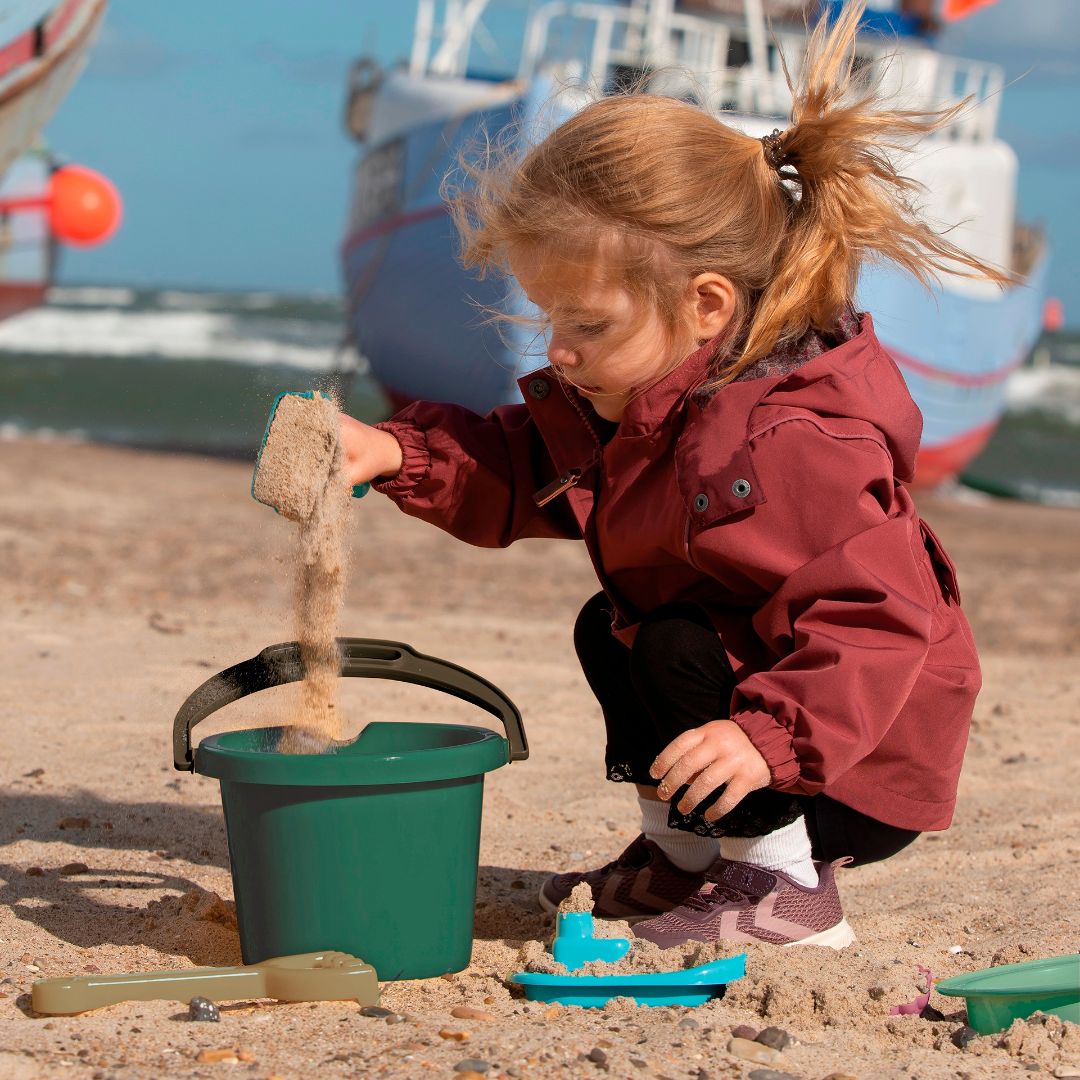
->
[754,314,923,484]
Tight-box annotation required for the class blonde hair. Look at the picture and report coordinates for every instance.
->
[448,0,1014,386]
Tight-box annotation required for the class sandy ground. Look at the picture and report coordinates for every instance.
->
[1,435,1078,1080]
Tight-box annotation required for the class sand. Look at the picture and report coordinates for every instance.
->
[1,436,1078,1079]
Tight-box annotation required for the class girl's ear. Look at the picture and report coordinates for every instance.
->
[690,273,736,342]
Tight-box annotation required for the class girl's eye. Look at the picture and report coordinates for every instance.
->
[571,322,609,338]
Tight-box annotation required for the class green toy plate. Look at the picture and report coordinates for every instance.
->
[935,954,1080,1034]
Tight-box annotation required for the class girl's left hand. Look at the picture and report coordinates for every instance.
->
[650,720,772,823]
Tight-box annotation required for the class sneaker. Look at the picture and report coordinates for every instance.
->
[632,857,856,949]
[538,835,708,921]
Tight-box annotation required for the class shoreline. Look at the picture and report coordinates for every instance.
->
[1,437,1077,1078]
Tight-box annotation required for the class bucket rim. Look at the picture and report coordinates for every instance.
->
[194,721,510,786]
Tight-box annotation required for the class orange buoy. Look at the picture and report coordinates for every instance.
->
[47,165,122,246]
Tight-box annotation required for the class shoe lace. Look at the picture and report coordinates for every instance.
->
[680,883,751,911]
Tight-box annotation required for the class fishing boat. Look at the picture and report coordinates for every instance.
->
[340,0,1047,486]
[0,0,111,318]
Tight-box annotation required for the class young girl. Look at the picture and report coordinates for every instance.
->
[338,1,1006,948]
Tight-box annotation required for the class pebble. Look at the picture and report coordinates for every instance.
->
[196,1049,238,1064]
[456,1073,486,1080]
[821,1074,859,1080]
[451,1006,497,1022]
[439,1029,470,1042]
[187,997,219,1022]
[454,1061,490,1073]
[678,1017,700,1030]
[951,1025,979,1050]
[727,1037,780,1065]
[59,862,89,875]
[569,852,585,861]
[867,986,886,1001]
[359,1005,394,1018]
[731,1024,759,1040]
[587,1047,608,1065]
[385,1012,408,1023]
[1053,1068,1080,1079]
[25,867,44,877]
[748,1071,799,1080]
[755,1026,795,1050]
[948,944,965,954]
[57,816,91,829]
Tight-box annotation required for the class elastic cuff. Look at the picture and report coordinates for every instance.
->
[370,420,431,497]
[732,708,801,789]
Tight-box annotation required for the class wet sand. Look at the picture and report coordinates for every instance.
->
[1,436,1077,1078]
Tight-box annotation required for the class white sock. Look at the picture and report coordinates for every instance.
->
[719,817,819,887]
[639,796,722,873]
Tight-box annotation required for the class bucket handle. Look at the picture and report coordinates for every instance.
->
[172,637,528,772]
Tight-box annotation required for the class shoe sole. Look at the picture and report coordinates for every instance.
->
[536,881,651,924]
[783,918,857,949]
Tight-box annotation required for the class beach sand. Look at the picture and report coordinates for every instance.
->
[1,436,1077,1079]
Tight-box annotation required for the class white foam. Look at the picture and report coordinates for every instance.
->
[46,286,136,307]
[0,307,340,370]
[1006,366,1080,427]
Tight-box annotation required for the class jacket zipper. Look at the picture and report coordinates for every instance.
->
[532,390,603,507]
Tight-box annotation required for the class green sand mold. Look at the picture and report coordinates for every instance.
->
[936,954,1080,1034]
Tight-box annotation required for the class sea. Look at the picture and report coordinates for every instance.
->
[1,285,1079,506]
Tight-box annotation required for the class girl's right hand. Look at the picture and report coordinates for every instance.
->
[339,413,404,488]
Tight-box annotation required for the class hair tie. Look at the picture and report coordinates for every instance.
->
[760,129,788,171]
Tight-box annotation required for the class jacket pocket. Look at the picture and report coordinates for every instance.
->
[919,519,961,604]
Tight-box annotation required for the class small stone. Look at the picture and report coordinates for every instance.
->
[948,945,964,954]
[510,879,526,889]
[587,1047,609,1068]
[747,1071,799,1080]
[951,1025,979,1049]
[821,1074,860,1080]
[57,817,91,830]
[727,1037,780,1065]
[754,1026,795,1050]
[867,986,886,1001]
[568,852,585,861]
[439,1028,470,1042]
[678,1017,700,1029]
[1053,1068,1080,1078]
[451,1006,497,1022]
[385,1012,408,1023]
[695,1069,713,1080]
[359,1005,393,1018]
[25,867,44,877]
[188,997,220,1022]
[59,862,89,875]
[606,821,619,831]
[456,1073,486,1080]
[196,1049,238,1064]
[731,1024,759,1040]
[454,1061,490,1074]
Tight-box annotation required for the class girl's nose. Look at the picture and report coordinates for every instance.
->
[547,336,579,369]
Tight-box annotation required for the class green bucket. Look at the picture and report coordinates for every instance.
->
[172,638,528,981]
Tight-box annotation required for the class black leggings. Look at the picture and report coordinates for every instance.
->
[574,592,920,867]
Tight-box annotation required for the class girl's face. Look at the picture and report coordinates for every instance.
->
[512,256,689,423]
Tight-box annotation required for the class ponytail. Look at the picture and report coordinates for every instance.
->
[732,0,1015,380]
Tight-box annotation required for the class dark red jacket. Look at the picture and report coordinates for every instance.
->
[374,315,979,831]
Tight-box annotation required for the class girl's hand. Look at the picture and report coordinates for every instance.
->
[339,413,403,488]
[650,719,772,823]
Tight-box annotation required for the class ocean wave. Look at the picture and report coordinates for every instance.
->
[46,286,136,307]
[1007,366,1080,426]
[0,307,346,371]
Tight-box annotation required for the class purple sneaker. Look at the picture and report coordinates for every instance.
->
[538,835,708,921]
[632,857,856,949]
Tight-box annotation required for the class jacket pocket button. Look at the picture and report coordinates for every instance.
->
[527,377,550,400]
[693,493,709,512]
[731,478,752,498]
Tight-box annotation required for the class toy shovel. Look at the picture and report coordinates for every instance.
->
[32,950,380,1015]
[251,390,368,521]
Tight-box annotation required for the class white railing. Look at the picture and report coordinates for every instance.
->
[408,0,1003,141]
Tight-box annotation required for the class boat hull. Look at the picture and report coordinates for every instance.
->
[342,83,1046,487]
